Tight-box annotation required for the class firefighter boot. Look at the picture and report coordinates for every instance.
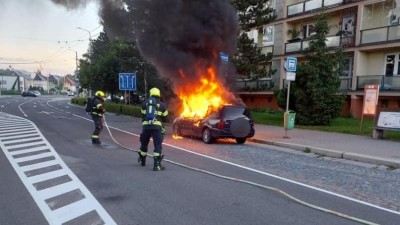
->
[153,155,165,171]
[137,151,147,166]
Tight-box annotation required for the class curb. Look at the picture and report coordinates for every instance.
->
[250,138,400,168]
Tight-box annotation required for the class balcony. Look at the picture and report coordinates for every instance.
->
[360,24,400,45]
[236,78,274,92]
[287,0,344,17]
[285,35,341,54]
[260,45,274,56]
[356,75,400,91]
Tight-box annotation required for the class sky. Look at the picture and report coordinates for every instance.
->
[0,0,102,76]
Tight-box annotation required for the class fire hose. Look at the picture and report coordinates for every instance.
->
[103,116,379,225]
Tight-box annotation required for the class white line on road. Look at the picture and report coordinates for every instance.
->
[0,112,117,225]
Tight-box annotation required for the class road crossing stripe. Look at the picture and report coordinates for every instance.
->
[9,146,50,155]
[1,134,41,141]
[3,137,44,145]
[0,130,37,138]
[0,124,33,130]
[0,128,36,134]
[27,170,69,185]
[14,152,55,163]
[0,112,117,225]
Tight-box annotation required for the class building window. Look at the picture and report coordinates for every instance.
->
[246,29,258,44]
[265,0,275,9]
[262,26,274,46]
[342,15,355,37]
[389,1,400,25]
[303,24,316,38]
[340,58,353,77]
[384,53,400,76]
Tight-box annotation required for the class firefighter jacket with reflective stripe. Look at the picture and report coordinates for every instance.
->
[141,97,168,127]
[91,97,105,117]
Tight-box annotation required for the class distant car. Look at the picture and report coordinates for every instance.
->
[106,95,123,103]
[21,91,38,97]
[172,105,255,144]
[67,91,75,96]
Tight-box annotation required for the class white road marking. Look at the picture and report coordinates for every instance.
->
[0,112,117,225]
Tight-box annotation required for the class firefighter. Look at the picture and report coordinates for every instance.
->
[91,90,106,144]
[138,87,168,171]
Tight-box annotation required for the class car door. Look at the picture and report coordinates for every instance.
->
[179,117,195,136]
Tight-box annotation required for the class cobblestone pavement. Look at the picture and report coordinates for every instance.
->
[176,139,400,212]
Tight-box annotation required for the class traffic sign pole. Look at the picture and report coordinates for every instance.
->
[283,57,297,138]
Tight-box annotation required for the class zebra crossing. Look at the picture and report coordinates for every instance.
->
[0,112,116,225]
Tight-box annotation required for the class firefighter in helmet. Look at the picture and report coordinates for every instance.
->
[138,87,168,171]
[91,90,106,144]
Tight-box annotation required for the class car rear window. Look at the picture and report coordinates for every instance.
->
[221,106,251,119]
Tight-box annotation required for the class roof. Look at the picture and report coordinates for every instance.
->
[33,73,48,81]
[13,70,33,80]
[64,76,75,86]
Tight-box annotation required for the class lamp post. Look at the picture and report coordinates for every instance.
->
[77,27,92,41]
[77,27,92,97]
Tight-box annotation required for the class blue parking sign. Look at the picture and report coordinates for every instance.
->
[285,57,297,72]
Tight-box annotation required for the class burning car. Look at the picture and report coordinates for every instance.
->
[172,105,255,144]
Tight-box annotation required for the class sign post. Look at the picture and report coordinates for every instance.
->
[283,57,297,138]
[119,73,137,104]
[360,84,379,133]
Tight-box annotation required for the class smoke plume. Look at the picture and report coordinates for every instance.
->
[131,0,239,90]
[51,0,240,93]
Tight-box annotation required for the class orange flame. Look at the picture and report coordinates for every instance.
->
[177,66,233,118]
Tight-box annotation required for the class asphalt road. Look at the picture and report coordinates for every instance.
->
[0,96,399,225]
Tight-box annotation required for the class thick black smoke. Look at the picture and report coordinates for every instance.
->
[51,0,240,93]
[131,0,239,91]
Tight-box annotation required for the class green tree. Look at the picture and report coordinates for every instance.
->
[231,0,276,85]
[292,14,345,125]
[78,29,166,99]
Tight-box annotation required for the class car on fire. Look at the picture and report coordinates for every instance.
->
[172,105,255,144]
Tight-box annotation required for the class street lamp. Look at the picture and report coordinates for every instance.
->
[77,27,93,97]
[77,27,92,41]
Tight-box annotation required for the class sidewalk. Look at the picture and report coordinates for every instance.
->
[250,124,400,168]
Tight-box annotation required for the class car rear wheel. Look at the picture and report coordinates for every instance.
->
[173,125,181,136]
[235,138,246,144]
[202,128,213,144]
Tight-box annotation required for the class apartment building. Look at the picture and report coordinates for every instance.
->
[239,0,400,118]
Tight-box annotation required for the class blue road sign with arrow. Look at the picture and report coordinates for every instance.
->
[119,73,136,91]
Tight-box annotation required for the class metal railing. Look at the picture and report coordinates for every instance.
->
[287,0,343,17]
[260,45,274,55]
[356,75,400,90]
[285,35,341,54]
[236,78,274,92]
[360,24,400,45]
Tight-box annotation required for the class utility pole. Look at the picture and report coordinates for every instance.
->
[77,27,92,97]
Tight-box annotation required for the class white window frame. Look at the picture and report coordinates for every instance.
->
[303,23,316,38]
[264,0,275,9]
[384,53,400,76]
[389,1,400,25]
[340,58,353,77]
[246,30,258,44]
[262,26,274,46]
